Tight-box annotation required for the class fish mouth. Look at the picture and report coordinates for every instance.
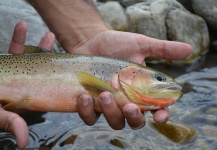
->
[164,84,182,92]
[166,85,182,91]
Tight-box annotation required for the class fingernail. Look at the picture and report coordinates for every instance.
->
[124,109,138,118]
[100,94,112,105]
[80,98,89,106]
[131,123,146,130]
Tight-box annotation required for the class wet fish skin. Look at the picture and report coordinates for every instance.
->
[0,52,182,113]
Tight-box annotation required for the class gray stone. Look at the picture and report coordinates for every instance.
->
[201,125,217,141]
[126,0,210,63]
[191,0,217,31]
[119,0,144,7]
[97,1,128,31]
[166,9,209,59]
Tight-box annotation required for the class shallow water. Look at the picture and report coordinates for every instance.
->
[0,50,217,150]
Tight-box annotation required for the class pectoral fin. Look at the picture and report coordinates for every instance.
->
[76,72,117,97]
[3,100,31,114]
[24,45,50,53]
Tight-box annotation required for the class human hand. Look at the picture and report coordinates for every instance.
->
[0,21,55,150]
[71,30,192,130]
[27,0,192,130]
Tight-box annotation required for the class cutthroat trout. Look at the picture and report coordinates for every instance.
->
[0,47,182,113]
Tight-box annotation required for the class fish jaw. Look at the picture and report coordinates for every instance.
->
[117,66,183,111]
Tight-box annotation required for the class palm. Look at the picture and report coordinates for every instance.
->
[72,30,149,64]
[72,30,192,64]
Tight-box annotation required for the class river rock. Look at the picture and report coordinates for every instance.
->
[119,0,144,7]
[97,1,128,31]
[0,0,59,53]
[147,117,196,144]
[191,0,217,32]
[126,0,209,63]
[201,125,217,141]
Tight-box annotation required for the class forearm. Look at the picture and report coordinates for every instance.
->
[28,0,107,52]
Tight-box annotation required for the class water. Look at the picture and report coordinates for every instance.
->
[0,50,217,150]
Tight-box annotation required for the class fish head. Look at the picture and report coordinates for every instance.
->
[118,66,182,111]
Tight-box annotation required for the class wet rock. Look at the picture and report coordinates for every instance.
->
[125,0,209,63]
[166,9,209,61]
[119,0,144,7]
[191,0,217,31]
[200,125,217,141]
[147,117,196,144]
[97,1,128,31]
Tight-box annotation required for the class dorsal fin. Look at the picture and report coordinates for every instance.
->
[24,45,50,53]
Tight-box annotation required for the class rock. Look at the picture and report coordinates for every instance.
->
[201,125,217,141]
[0,0,59,53]
[119,0,144,7]
[126,0,210,63]
[97,1,128,31]
[166,9,209,60]
[191,0,217,31]
[147,117,196,144]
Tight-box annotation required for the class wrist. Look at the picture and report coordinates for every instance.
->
[59,21,108,53]
[28,0,108,52]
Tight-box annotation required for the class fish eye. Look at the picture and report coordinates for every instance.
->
[155,74,166,82]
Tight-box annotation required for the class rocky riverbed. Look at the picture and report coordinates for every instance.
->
[96,0,217,64]
[0,0,216,150]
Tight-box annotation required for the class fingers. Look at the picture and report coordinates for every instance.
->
[38,32,55,51]
[9,21,55,54]
[149,37,193,60]
[122,104,145,129]
[152,107,170,124]
[78,92,146,130]
[98,92,125,130]
[78,94,100,126]
[8,21,27,54]
[138,35,193,60]
[0,108,28,150]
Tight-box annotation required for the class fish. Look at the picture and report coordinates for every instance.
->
[0,46,183,113]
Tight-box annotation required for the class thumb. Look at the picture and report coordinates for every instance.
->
[0,108,28,150]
